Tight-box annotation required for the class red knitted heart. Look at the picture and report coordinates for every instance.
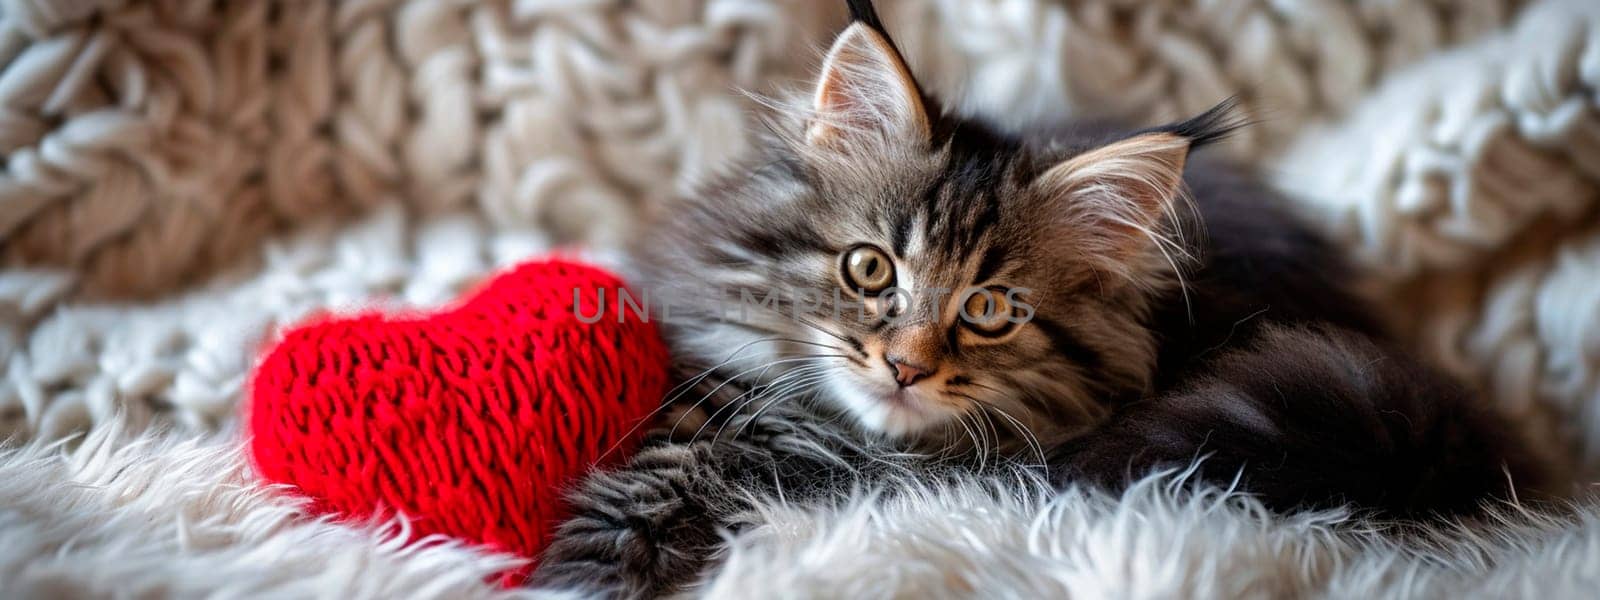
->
[246,259,668,584]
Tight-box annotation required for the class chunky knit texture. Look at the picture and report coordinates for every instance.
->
[247,259,669,583]
[0,0,837,446]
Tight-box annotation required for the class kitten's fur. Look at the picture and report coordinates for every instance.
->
[535,1,1537,596]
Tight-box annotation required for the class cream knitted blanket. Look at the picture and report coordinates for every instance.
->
[2,0,1598,597]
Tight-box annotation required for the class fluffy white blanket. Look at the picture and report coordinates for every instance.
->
[3,0,1599,597]
[6,423,1598,598]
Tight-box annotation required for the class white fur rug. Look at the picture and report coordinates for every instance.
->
[7,423,1600,599]
[3,0,1600,597]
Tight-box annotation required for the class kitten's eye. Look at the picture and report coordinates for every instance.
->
[841,245,896,294]
[962,288,1017,336]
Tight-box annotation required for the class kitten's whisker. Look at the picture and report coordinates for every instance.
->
[723,379,883,473]
[671,355,850,438]
[727,368,846,443]
[726,320,853,357]
[981,410,1000,469]
[726,364,844,438]
[715,369,839,446]
[978,408,1001,468]
[988,406,1048,468]
[726,325,852,356]
[960,412,985,473]
[662,338,818,406]
[601,339,833,460]
[982,407,1021,471]
[693,364,827,438]
[936,420,957,458]
[953,412,985,469]
[951,390,1048,467]
[692,363,837,445]
[793,316,860,352]
[952,380,1005,395]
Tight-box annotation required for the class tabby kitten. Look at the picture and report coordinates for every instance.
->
[535,1,1535,596]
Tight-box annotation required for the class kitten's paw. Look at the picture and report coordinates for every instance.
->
[536,446,724,598]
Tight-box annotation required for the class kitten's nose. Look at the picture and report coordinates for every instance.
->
[886,355,932,387]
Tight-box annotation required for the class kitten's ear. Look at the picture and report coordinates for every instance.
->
[1040,102,1243,281]
[805,22,930,149]
[1037,132,1193,274]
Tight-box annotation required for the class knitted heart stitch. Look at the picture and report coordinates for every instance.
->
[246,259,669,583]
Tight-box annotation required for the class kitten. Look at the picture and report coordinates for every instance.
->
[535,1,1537,595]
